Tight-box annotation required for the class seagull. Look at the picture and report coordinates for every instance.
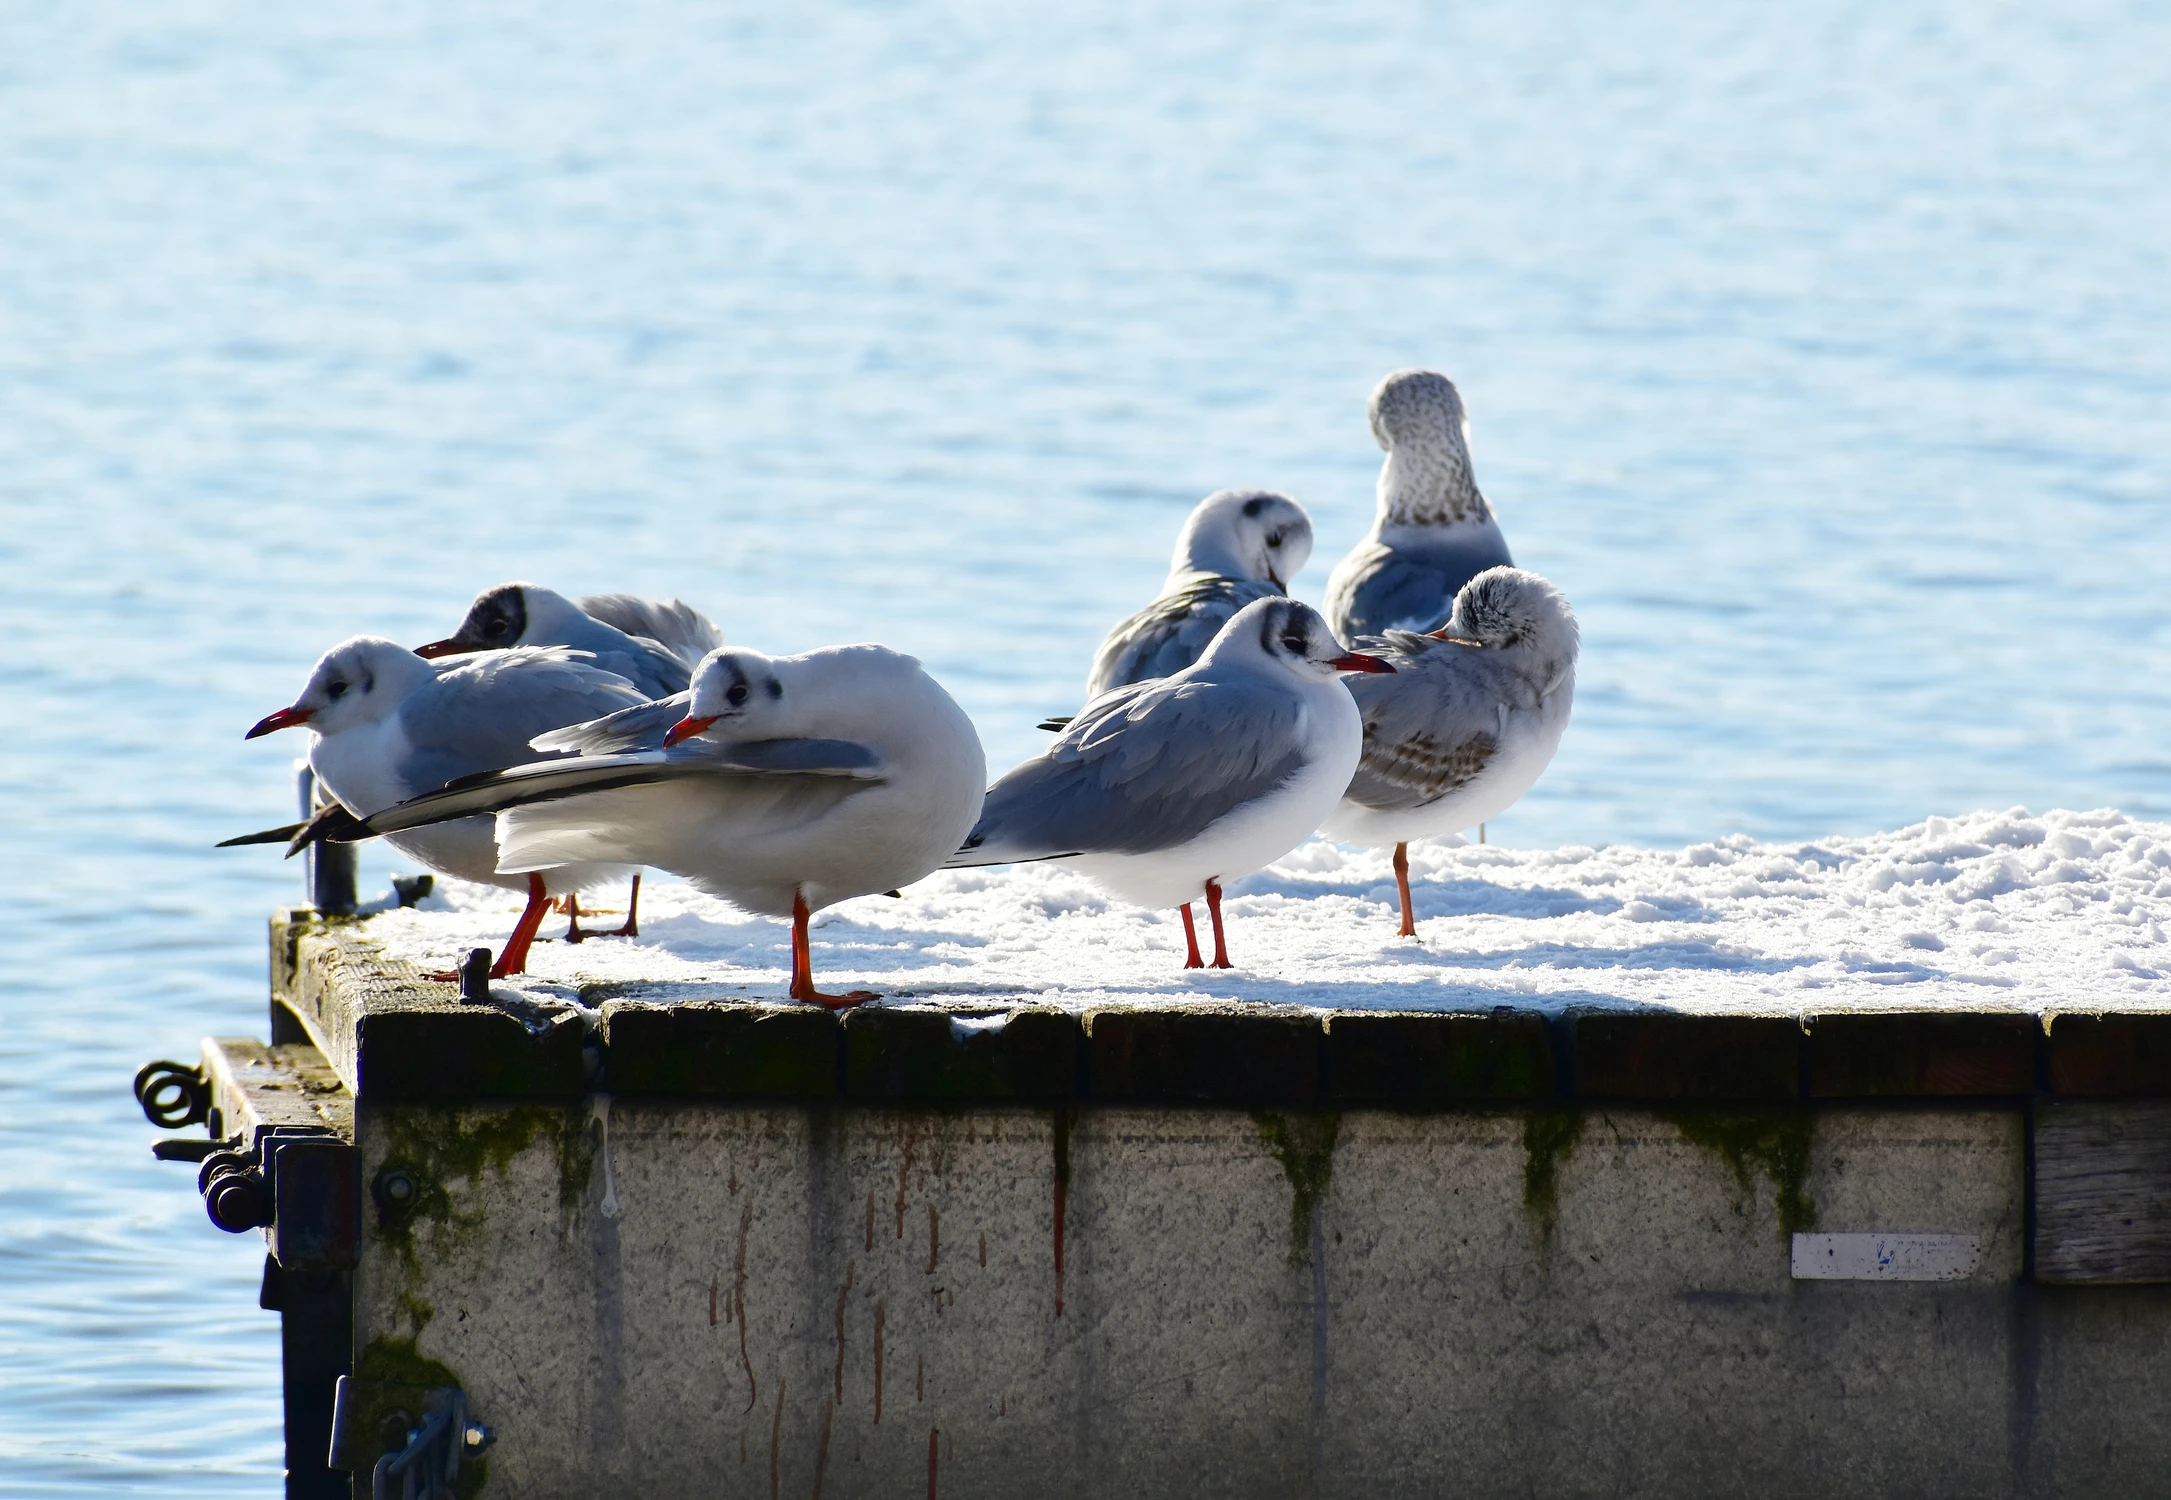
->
[1084,489,1314,698]
[416,582,721,699]
[951,599,1392,969]
[243,638,651,977]
[1324,370,1514,642]
[334,644,987,1009]
[1320,567,1578,935]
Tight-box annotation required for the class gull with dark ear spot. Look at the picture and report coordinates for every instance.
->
[1324,371,1515,642]
[416,581,721,700]
[1082,489,1315,699]
[953,599,1391,970]
[238,637,651,977]
[340,644,988,1009]
[1322,567,1579,936]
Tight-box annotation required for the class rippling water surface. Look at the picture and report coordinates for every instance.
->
[1,0,2166,1489]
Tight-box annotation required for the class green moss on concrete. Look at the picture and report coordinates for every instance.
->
[1659,1109,1817,1237]
[1253,1112,1340,1266]
[354,1337,488,1499]
[1522,1110,1586,1243]
[374,1104,598,1266]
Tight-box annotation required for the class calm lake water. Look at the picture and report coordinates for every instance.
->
[1,0,2166,1489]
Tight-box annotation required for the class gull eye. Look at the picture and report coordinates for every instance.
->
[725,682,750,707]
[326,680,348,699]
[484,618,510,639]
[1265,529,1285,549]
[1280,633,1307,654]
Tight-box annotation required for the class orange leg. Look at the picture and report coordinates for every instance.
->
[605,873,642,938]
[563,892,586,945]
[1393,842,1417,937]
[1178,904,1205,969]
[491,873,553,978]
[789,892,877,1009]
[1203,879,1233,968]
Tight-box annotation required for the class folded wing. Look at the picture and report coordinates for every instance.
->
[349,736,886,840]
[948,675,1306,865]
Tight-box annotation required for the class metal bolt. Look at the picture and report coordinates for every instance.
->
[373,1166,421,1219]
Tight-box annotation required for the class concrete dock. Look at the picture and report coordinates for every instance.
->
[143,907,2171,1498]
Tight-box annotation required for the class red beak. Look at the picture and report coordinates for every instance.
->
[245,705,315,739]
[662,714,719,748]
[1329,653,1395,674]
[1426,629,1485,646]
[413,638,472,659]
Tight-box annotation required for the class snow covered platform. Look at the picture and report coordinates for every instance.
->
[352,806,2171,1020]
[155,810,2171,1498]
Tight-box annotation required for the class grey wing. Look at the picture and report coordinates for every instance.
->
[530,693,692,755]
[1327,536,1514,641]
[596,641,697,699]
[358,737,885,838]
[1086,577,1274,696]
[397,649,651,791]
[577,594,724,667]
[1340,635,1509,812]
[949,677,1307,864]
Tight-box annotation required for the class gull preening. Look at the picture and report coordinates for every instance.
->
[1325,370,1514,642]
[1321,567,1579,934]
[417,582,722,699]
[243,637,650,976]
[343,644,987,1008]
[1084,489,1315,698]
[951,599,1391,968]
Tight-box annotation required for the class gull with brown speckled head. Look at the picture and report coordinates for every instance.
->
[1323,370,1514,643]
[1322,567,1579,936]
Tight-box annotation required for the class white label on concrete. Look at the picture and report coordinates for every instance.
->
[1790,1233,1981,1281]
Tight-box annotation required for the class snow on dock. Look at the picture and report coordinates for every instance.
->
[358,806,2171,1016]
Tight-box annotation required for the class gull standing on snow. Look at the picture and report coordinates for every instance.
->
[417,582,722,699]
[1084,489,1314,698]
[339,644,987,1009]
[1321,567,1578,935]
[242,638,651,976]
[1324,370,1514,642]
[951,599,1392,969]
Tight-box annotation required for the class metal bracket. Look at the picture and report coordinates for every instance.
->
[330,1377,494,1498]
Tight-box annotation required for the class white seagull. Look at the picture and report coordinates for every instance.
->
[417,582,722,699]
[1324,370,1514,643]
[1084,489,1315,698]
[1321,567,1578,935]
[244,638,650,976]
[341,644,987,1009]
[951,599,1392,969]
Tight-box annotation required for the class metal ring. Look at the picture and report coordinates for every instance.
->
[133,1060,209,1129]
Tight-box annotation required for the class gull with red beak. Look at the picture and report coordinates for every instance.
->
[1322,566,1579,936]
[949,598,1392,969]
[1081,488,1315,700]
[415,581,721,700]
[335,644,987,1009]
[243,637,649,977]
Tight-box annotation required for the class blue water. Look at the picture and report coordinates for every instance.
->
[1,0,2166,1489]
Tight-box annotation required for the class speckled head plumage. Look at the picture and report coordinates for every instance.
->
[1446,567,1579,682]
[1369,369,1490,528]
